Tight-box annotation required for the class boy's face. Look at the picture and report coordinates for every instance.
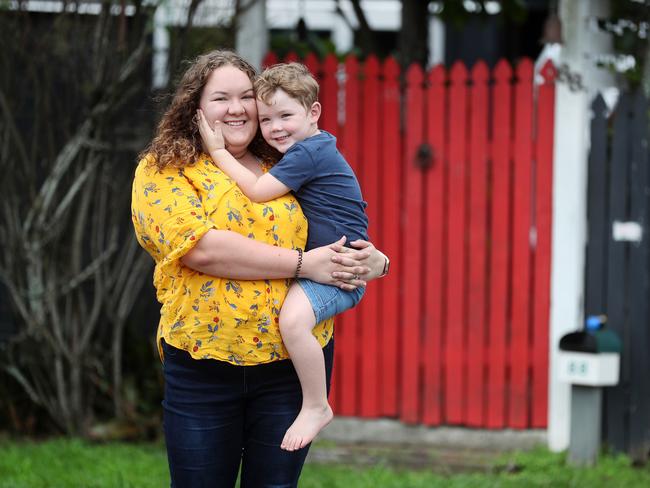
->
[257,89,321,153]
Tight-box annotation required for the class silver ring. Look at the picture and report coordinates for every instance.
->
[353,274,359,280]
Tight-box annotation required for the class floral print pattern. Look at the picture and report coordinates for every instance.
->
[131,156,334,364]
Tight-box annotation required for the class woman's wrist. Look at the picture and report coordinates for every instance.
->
[294,248,303,278]
[299,248,317,281]
[366,250,388,280]
[379,255,390,277]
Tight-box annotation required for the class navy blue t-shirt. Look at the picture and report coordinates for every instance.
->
[269,131,368,251]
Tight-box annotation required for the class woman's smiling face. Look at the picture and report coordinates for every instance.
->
[199,65,259,157]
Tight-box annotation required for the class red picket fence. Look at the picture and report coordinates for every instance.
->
[263,52,557,429]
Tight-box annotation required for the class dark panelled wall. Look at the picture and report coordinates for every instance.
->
[585,92,650,460]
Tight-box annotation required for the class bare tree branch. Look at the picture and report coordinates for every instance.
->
[23,119,92,235]
[46,158,99,236]
[4,366,42,406]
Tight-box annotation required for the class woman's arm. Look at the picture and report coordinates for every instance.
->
[197,110,289,202]
[181,232,368,286]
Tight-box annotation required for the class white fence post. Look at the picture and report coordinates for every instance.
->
[548,0,615,452]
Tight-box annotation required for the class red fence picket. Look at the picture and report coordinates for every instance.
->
[333,55,360,416]
[319,54,338,135]
[532,60,556,428]
[303,52,320,82]
[264,53,555,429]
[402,63,425,424]
[422,64,446,426]
[445,62,469,425]
[466,61,489,427]
[487,59,513,429]
[510,59,534,428]
[359,55,381,418]
[379,57,401,418]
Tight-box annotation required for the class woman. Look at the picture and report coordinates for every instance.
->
[131,50,387,487]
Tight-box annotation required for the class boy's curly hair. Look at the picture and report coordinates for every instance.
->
[140,50,278,170]
[254,62,319,111]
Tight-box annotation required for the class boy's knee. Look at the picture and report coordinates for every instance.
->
[279,312,301,335]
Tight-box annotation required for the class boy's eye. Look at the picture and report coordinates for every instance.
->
[260,117,270,123]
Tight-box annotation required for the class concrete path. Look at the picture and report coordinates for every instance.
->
[307,417,547,473]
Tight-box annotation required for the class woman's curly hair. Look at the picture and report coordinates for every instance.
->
[141,50,279,170]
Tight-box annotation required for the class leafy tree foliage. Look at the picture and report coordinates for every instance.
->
[600,0,650,94]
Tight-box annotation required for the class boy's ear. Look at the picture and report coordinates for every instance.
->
[309,102,322,123]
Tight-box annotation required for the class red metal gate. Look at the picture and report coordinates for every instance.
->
[264,53,557,429]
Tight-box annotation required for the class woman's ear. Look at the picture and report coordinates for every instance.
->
[309,102,322,123]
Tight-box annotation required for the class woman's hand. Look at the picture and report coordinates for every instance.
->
[301,237,370,291]
[197,109,225,154]
[329,239,388,285]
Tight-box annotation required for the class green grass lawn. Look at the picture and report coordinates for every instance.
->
[0,438,649,487]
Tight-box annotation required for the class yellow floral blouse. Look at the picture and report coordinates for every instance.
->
[131,155,334,365]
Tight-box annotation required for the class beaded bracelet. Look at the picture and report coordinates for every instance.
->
[294,248,303,279]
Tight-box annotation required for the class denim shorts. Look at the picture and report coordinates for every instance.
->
[297,279,365,324]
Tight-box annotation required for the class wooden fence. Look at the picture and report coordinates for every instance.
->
[586,92,650,457]
[264,52,557,429]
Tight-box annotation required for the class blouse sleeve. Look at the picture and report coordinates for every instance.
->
[131,159,217,272]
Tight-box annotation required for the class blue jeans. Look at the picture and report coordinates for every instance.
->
[161,338,334,488]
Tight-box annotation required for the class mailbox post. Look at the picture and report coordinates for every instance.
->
[558,315,621,466]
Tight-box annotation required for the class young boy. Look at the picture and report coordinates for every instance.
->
[197,62,369,451]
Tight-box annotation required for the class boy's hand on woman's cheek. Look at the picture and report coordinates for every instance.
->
[197,109,226,153]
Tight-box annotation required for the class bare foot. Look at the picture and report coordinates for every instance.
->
[281,404,333,451]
